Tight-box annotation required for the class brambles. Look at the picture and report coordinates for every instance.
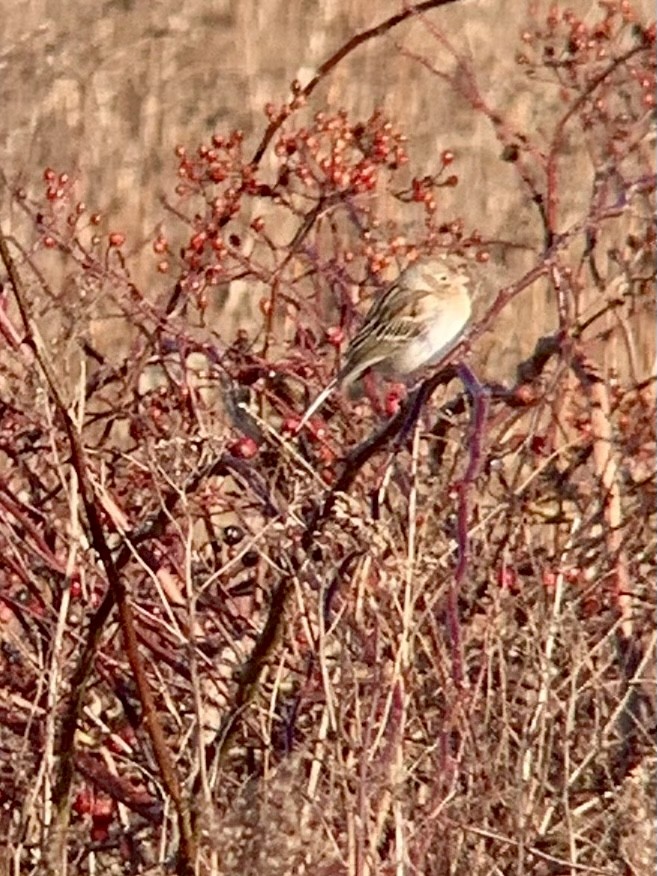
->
[0,3,655,874]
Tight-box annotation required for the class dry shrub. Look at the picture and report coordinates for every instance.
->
[0,2,654,874]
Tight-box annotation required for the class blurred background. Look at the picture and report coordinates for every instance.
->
[0,0,654,380]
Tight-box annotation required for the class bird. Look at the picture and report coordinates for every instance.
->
[297,253,472,430]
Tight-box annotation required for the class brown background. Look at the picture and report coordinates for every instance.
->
[1,0,654,379]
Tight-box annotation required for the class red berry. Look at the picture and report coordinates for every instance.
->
[108,232,125,248]
[153,237,168,254]
[513,385,534,405]
[229,437,259,459]
[384,390,402,417]
[542,569,557,590]
[43,167,56,182]
[326,325,344,347]
[441,150,455,165]
[73,788,94,815]
[189,232,206,252]
[91,795,115,821]
[282,416,302,435]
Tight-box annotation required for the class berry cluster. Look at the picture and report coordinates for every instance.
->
[16,167,127,256]
[161,105,488,311]
[272,108,408,195]
[517,2,655,119]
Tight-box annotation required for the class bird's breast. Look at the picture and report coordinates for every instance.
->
[393,301,470,374]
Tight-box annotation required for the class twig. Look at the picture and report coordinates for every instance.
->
[250,1,460,168]
[450,364,489,687]
[0,227,197,875]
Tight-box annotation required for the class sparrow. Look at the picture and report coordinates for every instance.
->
[297,254,472,429]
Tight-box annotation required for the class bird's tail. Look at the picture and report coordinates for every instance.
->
[296,378,338,431]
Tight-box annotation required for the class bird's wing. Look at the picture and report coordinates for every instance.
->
[339,287,433,385]
[364,286,434,344]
